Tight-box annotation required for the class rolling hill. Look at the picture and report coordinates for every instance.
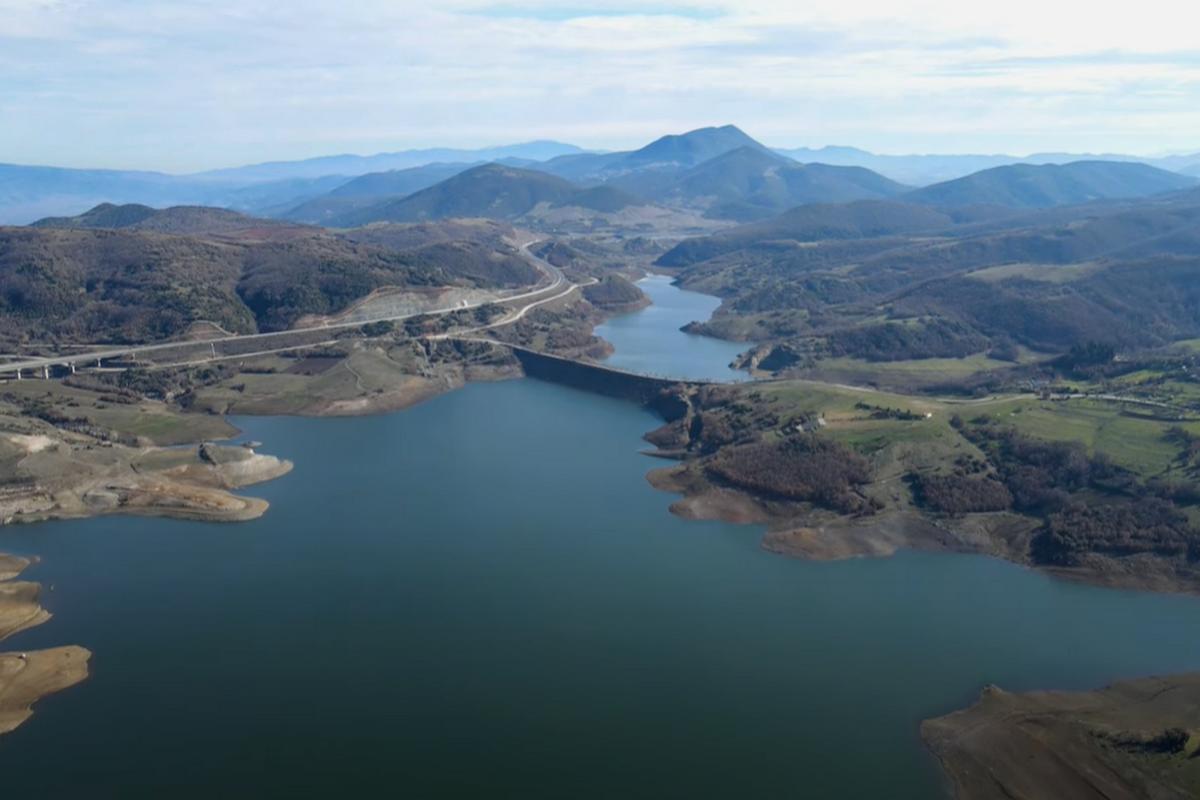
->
[325,163,475,198]
[647,146,908,221]
[323,164,648,227]
[904,161,1198,208]
[32,204,310,237]
[656,200,964,266]
[0,217,539,343]
[277,163,478,224]
[772,147,1200,187]
[659,188,1200,357]
[538,125,775,184]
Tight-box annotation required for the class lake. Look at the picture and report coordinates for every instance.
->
[2,279,1200,798]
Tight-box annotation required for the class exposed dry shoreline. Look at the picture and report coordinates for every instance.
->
[0,554,90,736]
[645,460,1200,598]
[1,434,293,529]
[922,673,1200,800]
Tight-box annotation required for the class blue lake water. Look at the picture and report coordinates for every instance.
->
[2,280,1199,798]
[595,274,750,382]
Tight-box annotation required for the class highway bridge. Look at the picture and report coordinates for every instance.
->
[0,240,567,382]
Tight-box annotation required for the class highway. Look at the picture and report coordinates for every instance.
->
[0,240,567,378]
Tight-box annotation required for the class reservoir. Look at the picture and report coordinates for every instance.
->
[595,274,750,382]
[3,281,1200,798]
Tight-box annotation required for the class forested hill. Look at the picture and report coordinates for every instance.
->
[662,185,1200,356]
[32,203,311,238]
[603,146,910,222]
[0,220,537,344]
[903,161,1197,209]
[657,201,972,267]
[323,164,648,228]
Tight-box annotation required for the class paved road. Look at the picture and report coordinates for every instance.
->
[1,240,565,377]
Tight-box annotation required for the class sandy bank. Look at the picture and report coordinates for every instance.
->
[0,555,91,737]
[0,647,91,735]
[1,436,293,528]
[922,673,1200,800]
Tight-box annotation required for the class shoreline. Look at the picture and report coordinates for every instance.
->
[921,673,1200,800]
[1,433,294,529]
[5,283,1200,799]
[644,459,1200,598]
[0,554,91,736]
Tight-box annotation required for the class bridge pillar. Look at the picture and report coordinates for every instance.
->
[15,369,21,381]
[95,358,102,368]
[41,366,49,379]
[69,362,76,374]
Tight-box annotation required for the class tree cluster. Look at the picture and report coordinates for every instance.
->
[824,318,989,362]
[1033,498,1199,565]
[911,473,1013,515]
[706,435,876,514]
[855,401,925,421]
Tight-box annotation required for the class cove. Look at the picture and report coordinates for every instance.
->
[1,281,1199,798]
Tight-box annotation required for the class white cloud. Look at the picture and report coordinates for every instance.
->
[1,0,1198,170]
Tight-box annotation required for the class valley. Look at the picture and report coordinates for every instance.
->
[4,125,1200,799]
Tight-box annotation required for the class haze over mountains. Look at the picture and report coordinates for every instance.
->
[773,146,1200,187]
[3,126,1198,227]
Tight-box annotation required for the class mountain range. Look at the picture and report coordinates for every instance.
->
[773,146,1200,186]
[282,129,1196,228]
[3,126,1198,226]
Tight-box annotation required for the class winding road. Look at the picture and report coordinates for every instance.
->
[0,240,568,379]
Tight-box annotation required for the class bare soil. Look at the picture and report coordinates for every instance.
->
[0,555,90,737]
[922,673,1200,800]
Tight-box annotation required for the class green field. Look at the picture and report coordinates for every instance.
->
[0,379,237,445]
[749,379,1197,479]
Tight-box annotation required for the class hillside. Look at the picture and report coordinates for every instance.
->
[33,204,310,237]
[326,163,473,198]
[657,201,962,266]
[905,161,1197,208]
[337,219,516,251]
[610,125,772,171]
[773,147,1200,186]
[539,125,775,184]
[0,223,537,343]
[671,147,908,220]
[277,163,479,224]
[324,164,647,227]
[662,189,1200,357]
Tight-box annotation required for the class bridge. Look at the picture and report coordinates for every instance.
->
[0,239,569,382]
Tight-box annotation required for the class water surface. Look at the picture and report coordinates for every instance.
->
[594,274,750,382]
[2,280,1199,799]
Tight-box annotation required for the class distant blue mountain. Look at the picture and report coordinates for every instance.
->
[773,147,1200,187]
[904,161,1198,208]
[191,142,589,183]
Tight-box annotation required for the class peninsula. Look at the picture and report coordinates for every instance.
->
[0,554,89,735]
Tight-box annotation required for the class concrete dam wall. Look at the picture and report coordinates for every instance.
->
[510,347,698,406]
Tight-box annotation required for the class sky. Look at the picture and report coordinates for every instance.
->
[2,0,1199,172]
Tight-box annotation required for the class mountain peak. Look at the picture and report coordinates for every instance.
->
[624,126,772,169]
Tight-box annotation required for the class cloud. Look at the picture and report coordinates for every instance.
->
[1,0,1198,170]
